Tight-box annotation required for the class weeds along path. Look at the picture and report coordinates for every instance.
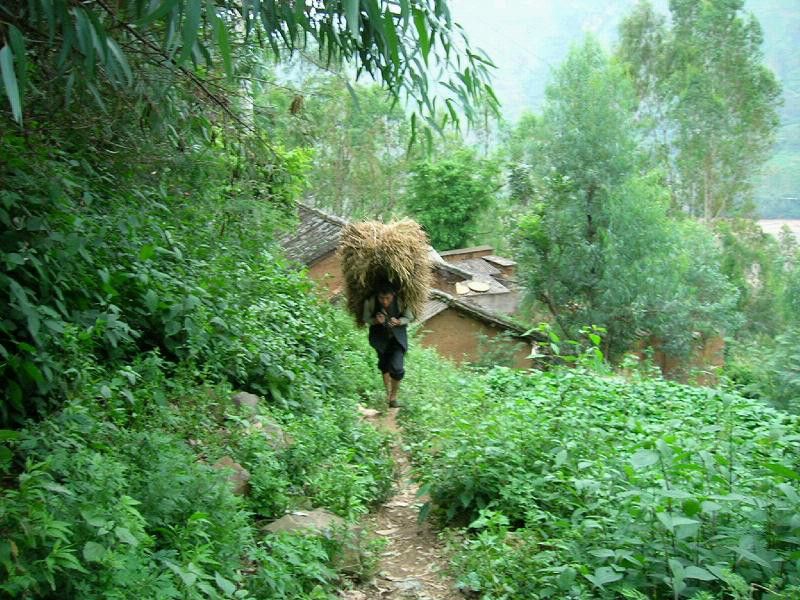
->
[341,407,460,600]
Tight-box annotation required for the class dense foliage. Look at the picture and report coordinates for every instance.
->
[400,347,800,599]
[509,39,738,359]
[405,146,500,250]
[618,0,782,220]
[0,0,497,136]
[0,117,395,596]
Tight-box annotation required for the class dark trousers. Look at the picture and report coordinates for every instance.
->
[376,338,406,381]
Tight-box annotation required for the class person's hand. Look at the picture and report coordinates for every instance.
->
[375,313,386,325]
[389,317,401,327]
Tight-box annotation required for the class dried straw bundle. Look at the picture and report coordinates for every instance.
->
[338,219,432,325]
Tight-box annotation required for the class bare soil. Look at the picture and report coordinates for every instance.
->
[340,408,461,600]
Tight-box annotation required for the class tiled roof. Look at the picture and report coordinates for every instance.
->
[417,299,448,323]
[279,204,348,265]
[483,255,517,268]
[457,257,502,276]
[439,245,494,257]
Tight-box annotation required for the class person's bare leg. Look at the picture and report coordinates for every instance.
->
[383,372,392,403]
[389,377,400,407]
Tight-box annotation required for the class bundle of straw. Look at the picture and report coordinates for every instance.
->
[338,219,432,325]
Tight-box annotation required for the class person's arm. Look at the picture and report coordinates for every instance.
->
[395,301,414,326]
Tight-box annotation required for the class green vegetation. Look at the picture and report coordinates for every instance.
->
[401,347,800,599]
[618,0,782,220]
[405,146,500,250]
[508,39,738,359]
[0,123,393,596]
[2,0,799,598]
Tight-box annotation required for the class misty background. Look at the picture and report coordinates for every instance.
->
[449,0,800,216]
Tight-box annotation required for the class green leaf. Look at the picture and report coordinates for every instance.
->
[138,0,179,26]
[106,39,133,86]
[210,6,233,79]
[8,26,26,103]
[416,482,432,497]
[344,0,360,36]
[398,0,410,27]
[0,45,22,123]
[413,8,430,65]
[181,0,202,64]
[114,526,139,546]
[765,462,800,481]
[417,501,431,523]
[383,9,400,65]
[0,430,21,442]
[657,513,699,531]
[585,566,623,588]
[214,572,236,595]
[557,566,576,590]
[139,244,156,261]
[144,290,159,312]
[82,541,106,563]
[630,449,659,470]
[684,566,716,581]
[22,361,44,384]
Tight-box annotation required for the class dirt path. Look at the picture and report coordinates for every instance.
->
[340,407,460,600]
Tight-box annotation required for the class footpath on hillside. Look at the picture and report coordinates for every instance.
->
[340,407,460,600]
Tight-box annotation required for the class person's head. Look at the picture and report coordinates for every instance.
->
[376,283,396,309]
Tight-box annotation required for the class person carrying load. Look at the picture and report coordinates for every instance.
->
[362,281,414,407]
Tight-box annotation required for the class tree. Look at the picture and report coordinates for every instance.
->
[260,74,411,220]
[618,0,782,220]
[0,0,497,134]
[406,147,500,250]
[513,38,738,359]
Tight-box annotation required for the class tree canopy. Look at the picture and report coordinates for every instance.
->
[1,0,498,137]
[512,38,738,359]
[618,0,782,220]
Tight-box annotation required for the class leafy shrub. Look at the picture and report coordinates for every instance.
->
[401,348,800,599]
[2,403,250,598]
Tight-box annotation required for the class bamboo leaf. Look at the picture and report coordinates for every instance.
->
[413,8,430,65]
[383,8,400,65]
[106,39,133,85]
[181,0,202,64]
[0,45,22,123]
[138,0,179,26]
[208,2,233,79]
[344,0,360,36]
[8,26,27,103]
[398,0,410,28]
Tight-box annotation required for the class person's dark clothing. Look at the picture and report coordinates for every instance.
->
[377,338,406,381]
[363,295,414,381]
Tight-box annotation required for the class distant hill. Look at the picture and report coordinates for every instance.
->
[449,0,799,217]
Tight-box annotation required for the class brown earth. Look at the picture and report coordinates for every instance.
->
[339,408,461,600]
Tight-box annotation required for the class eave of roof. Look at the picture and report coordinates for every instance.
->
[278,204,348,264]
[422,289,544,341]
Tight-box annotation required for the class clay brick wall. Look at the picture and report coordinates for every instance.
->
[307,252,344,299]
[417,308,532,369]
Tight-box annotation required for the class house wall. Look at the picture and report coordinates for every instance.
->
[638,335,725,385]
[307,252,344,299]
[439,245,495,262]
[417,308,532,369]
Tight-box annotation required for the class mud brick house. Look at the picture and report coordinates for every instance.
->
[279,204,537,367]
